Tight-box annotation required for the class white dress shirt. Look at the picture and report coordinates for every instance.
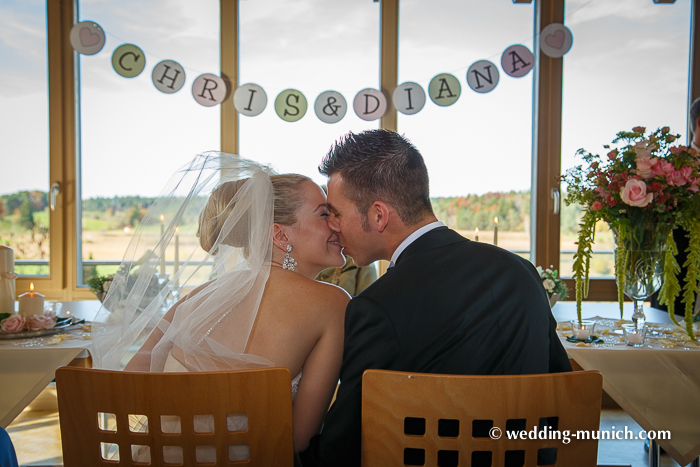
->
[389,221,445,267]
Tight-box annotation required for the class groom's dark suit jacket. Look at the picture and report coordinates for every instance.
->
[300,227,571,467]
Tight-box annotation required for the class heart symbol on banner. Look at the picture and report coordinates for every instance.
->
[79,27,100,47]
[545,30,565,49]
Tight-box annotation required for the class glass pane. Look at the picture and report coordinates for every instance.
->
[560,0,691,278]
[0,0,50,276]
[398,0,534,260]
[78,0,220,286]
[238,0,380,185]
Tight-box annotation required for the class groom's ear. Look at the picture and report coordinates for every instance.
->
[370,201,391,233]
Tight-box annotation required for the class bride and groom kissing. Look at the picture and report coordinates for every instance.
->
[93,129,571,467]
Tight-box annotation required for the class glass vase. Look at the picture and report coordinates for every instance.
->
[612,223,671,329]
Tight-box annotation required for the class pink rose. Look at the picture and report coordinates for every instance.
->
[1,314,27,333]
[632,126,646,134]
[689,178,699,193]
[607,150,618,160]
[590,201,603,211]
[593,186,610,198]
[651,160,674,178]
[635,156,657,179]
[27,315,54,331]
[620,179,654,207]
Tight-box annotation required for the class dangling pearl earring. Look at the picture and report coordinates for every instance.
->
[282,244,297,271]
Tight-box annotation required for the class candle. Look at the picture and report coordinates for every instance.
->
[493,217,498,246]
[174,227,180,289]
[0,245,18,313]
[18,282,45,317]
[626,333,644,345]
[160,215,166,276]
[474,228,479,242]
[574,329,591,340]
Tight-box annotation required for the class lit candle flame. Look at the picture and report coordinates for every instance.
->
[160,214,165,222]
[66,311,71,315]
[475,228,479,235]
[29,282,35,292]
[494,217,498,225]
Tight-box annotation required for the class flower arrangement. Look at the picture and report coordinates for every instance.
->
[536,266,568,303]
[562,126,700,339]
[0,313,61,333]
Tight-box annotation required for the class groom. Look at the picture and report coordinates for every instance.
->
[299,130,571,467]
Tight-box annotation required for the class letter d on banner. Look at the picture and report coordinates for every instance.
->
[353,89,387,121]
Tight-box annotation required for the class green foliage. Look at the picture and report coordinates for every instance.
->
[572,210,596,323]
[680,220,700,340]
[86,273,112,294]
[658,230,681,326]
[431,191,530,232]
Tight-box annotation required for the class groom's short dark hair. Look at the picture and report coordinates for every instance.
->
[319,129,433,226]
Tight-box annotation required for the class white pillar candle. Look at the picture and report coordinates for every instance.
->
[0,245,17,313]
[493,217,498,246]
[574,329,590,340]
[626,333,644,345]
[18,282,44,317]
[474,228,479,242]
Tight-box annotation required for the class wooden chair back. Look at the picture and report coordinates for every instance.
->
[56,366,293,466]
[362,370,603,467]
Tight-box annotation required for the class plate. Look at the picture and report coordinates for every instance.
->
[0,320,84,340]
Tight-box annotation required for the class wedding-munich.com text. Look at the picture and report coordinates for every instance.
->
[488,426,671,444]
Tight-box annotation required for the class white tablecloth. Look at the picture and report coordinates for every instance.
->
[0,301,100,428]
[553,302,700,466]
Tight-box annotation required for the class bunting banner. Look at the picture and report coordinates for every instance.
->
[69,20,574,122]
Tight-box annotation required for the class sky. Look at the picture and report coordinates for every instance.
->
[0,0,692,201]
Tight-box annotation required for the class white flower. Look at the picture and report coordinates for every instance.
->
[543,279,556,292]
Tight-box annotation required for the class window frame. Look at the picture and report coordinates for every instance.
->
[28,0,699,301]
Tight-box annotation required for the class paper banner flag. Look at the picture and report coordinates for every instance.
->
[112,44,146,78]
[467,60,499,94]
[501,45,534,78]
[315,91,347,124]
[428,74,461,107]
[353,89,387,121]
[192,74,227,107]
[152,60,186,94]
[275,89,307,122]
[234,84,267,116]
[540,23,573,58]
[69,21,106,55]
[393,82,426,115]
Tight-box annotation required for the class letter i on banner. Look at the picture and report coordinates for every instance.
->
[192,74,227,107]
[234,84,267,117]
[392,82,426,115]
[428,74,461,107]
[152,60,186,94]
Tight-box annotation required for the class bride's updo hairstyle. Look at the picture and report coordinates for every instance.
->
[197,174,312,254]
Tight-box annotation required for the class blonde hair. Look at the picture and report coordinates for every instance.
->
[197,174,312,253]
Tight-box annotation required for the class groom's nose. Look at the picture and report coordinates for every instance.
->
[327,212,340,232]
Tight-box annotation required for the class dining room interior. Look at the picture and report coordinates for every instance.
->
[1,0,700,466]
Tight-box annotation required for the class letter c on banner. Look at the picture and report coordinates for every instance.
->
[353,88,387,121]
[112,44,146,78]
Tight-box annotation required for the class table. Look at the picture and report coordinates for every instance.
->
[553,302,700,466]
[0,301,101,428]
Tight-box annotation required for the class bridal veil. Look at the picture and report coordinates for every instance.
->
[91,152,276,372]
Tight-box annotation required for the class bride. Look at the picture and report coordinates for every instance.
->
[91,152,349,452]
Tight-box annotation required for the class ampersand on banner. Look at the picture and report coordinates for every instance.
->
[314,91,347,124]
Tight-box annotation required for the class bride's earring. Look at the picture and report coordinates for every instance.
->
[282,244,297,271]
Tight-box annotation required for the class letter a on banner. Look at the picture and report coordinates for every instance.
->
[234,84,267,116]
[275,89,307,122]
[466,60,499,94]
[192,74,227,107]
[152,60,186,94]
[393,82,426,115]
[428,74,460,107]
[501,45,534,78]
[353,89,387,121]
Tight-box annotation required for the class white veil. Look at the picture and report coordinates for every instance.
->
[91,152,276,372]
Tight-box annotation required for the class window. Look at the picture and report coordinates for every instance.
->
[560,0,692,279]
[0,0,51,276]
[398,0,534,259]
